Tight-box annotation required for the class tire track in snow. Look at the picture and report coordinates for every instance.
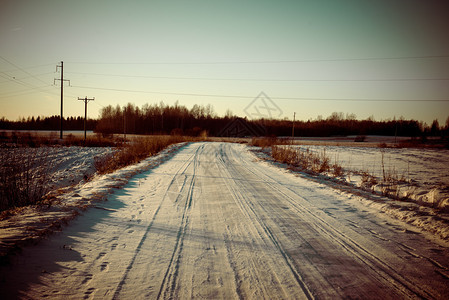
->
[216,143,314,299]
[156,144,203,299]
[238,144,443,299]
[112,144,202,299]
[270,185,431,299]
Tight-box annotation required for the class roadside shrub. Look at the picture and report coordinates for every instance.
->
[0,148,53,211]
[251,137,290,148]
[94,135,188,174]
[358,170,378,190]
[271,146,341,175]
[317,149,330,173]
[271,145,298,164]
[331,162,344,177]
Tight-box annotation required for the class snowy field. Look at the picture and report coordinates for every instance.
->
[1,142,449,299]
[1,146,114,192]
[288,144,449,209]
[6,142,447,208]
[0,143,186,259]
[44,146,115,191]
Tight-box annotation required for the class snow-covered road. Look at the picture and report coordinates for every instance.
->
[2,142,449,299]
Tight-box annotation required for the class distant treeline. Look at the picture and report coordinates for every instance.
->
[0,116,97,131]
[261,114,441,137]
[95,102,228,136]
[1,103,448,138]
[95,103,449,138]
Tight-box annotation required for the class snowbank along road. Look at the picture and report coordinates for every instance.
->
[1,142,449,299]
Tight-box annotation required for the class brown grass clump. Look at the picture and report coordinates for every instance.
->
[0,134,191,212]
[357,170,378,190]
[1,131,120,147]
[63,133,118,147]
[0,148,53,211]
[250,137,291,148]
[271,145,343,176]
[94,135,189,174]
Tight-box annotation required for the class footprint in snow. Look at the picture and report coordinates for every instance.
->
[84,287,96,299]
[100,262,109,271]
[81,274,93,285]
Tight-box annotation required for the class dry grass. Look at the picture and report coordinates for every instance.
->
[0,148,54,211]
[250,137,291,148]
[94,135,193,175]
[270,144,420,202]
[351,153,413,201]
[0,132,119,212]
[0,134,193,212]
[271,145,344,176]
[261,140,449,213]
[1,131,120,147]
[355,170,378,191]
[269,144,431,205]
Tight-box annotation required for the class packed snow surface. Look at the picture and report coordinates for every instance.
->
[1,142,449,299]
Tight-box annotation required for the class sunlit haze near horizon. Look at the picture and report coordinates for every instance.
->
[1,0,449,125]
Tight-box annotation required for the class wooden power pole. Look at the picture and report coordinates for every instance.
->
[55,61,70,139]
[78,96,94,140]
[292,112,296,138]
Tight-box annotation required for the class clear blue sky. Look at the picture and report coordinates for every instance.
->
[1,0,449,125]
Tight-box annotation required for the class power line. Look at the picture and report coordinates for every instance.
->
[0,72,55,97]
[10,71,55,81]
[0,55,50,86]
[71,84,449,102]
[0,58,61,99]
[0,85,57,99]
[66,71,449,82]
[92,99,105,108]
[66,54,449,65]
[0,71,55,86]
[1,63,56,74]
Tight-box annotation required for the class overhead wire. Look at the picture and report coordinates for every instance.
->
[0,57,61,99]
[71,84,449,102]
[66,54,449,65]
[65,71,449,82]
[61,53,449,110]
[3,55,448,109]
[0,55,51,86]
[0,71,54,97]
[1,62,56,74]
[0,86,57,99]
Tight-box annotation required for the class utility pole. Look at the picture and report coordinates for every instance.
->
[55,61,70,139]
[78,96,94,140]
[123,107,126,140]
[292,112,296,138]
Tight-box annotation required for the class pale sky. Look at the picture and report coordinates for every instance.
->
[1,0,449,125]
